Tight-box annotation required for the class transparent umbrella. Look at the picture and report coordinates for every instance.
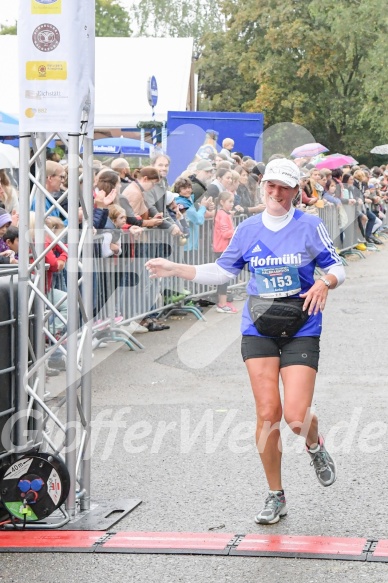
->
[0,143,19,169]
[291,143,328,158]
[370,145,388,155]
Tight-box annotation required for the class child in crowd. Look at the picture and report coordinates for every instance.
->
[0,209,16,264]
[173,177,214,253]
[165,191,190,239]
[229,169,243,209]
[24,213,68,371]
[41,215,68,304]
[220,137,235,161]
[213,191,238,314]
[2,226,18,262]
[38,215,69,369]
[101,204,127,258]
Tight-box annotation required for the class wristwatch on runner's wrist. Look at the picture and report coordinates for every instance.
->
[319,276,331,288]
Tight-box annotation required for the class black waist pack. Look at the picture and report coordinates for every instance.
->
[248,295,310,338]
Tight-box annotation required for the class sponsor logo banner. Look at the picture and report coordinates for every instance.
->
[32,23,61,52]
[19,0,95,135]
[31,0,62,15]
[26,61,67,80]
[25,89,68,99]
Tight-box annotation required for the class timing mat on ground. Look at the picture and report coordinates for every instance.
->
[0,531,387,562]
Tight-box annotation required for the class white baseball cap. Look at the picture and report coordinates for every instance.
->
[262,158,300,187]
[165,191,175,205]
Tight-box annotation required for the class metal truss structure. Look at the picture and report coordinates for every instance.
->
[16,132,94,526]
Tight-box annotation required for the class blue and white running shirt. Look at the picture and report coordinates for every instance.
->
[216,209,341,337]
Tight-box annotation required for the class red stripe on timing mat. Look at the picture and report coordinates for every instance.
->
[231,535,367,557]
[370,540,388,558]
[0,531,102,549]
[101,532,234,551]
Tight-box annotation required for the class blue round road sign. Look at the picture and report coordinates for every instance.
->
[147,76,158,107]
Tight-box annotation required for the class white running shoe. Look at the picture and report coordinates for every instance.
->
[255,491,288,525]
[216,304,237,314]
[307,434,337,487]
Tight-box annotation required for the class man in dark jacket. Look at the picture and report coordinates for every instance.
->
[144,154,181,235]
[189,159,214,203]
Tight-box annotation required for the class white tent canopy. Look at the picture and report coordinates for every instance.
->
[0,35,194,129]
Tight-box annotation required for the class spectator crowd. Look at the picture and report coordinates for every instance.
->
[1,133,387,373]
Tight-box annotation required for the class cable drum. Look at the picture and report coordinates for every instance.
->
[0,453,70,522]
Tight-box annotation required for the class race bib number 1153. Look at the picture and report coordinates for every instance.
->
[255,266,301,298]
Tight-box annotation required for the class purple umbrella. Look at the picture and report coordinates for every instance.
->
[329,153,358,165]
[291,143,329,158]
[315,154,357,170]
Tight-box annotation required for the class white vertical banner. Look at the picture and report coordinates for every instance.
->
[18,0,95,136]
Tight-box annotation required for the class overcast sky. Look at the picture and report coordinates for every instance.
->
[0,0,134,25]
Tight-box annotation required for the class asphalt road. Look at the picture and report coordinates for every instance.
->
[2,243,388,582]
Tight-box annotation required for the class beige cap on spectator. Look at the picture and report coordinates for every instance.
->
[111,157,130,170]
[243,159,256,172]
[196,159,213,172]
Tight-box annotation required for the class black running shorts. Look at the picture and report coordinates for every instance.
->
[241,335,320,371]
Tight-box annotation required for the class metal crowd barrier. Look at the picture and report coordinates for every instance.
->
[338,204,359,252]
[91,213,254,336]
[320,200,387,254]
[92,229,204,336]
[91,204,365,338]
[0,267,18,461]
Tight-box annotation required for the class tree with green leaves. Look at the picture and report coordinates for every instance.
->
[199,0,388,157]
[0,24,17,35]
[131,0,223,51]
[95,0,131,36]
